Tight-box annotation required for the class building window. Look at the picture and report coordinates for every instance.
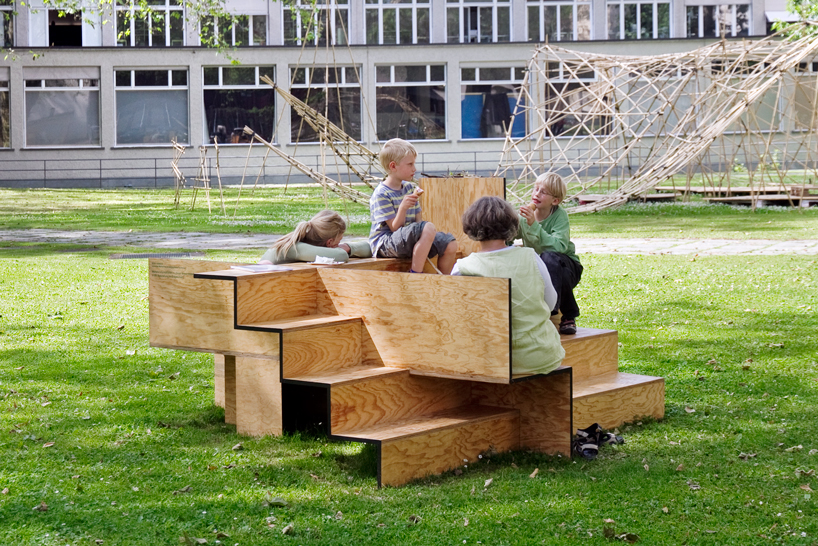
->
[49,10,83,46]
[539,61,610,137]
[366,0,429,44]
[0,0,13,47]
[607,0,670,40]
[376,64,446,141]
[461,67,526,139]
[201,15,267,46]
[290,66,361,142]
[114,69,189,145]
[686,4,749,38]
[203,66,275,144]
[527,0,590,42]
[446,0,508,43]
[284,0,348,46]
[24,70,100,147]
[117,0,184,47]
[0,72,8,148]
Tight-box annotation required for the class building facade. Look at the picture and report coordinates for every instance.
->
[0,0,789,187]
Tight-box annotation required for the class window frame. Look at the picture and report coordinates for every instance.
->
[202,65,275,145]
[289,65,363,143]
[116,0,185,47]
[526,0,592,42]
[607,0,670,40]
[0,72,9,148]
[375,64,447,142]
[446,0,510,44]
[24,77,101,148]
[460,66,527,140]
[283,0,349,46]
[1,0,14,48]
[201,14,267,46]
[686,4,750,38]
[366,0,430,45]
[114,68,190,146]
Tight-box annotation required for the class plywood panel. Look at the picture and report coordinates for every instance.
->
[235,270,321,324]
[149,259,280,358]
[380,409,519,487]
[331,373,469,435]
[223,355,236,425]
[282,320,362,377]
[214,354,225,408]
[471,369,572,455]
[235,356,282,436]
[573,374,665,429]
[417,177,506,257]
[319,269,511,382]
[562,329,619,381]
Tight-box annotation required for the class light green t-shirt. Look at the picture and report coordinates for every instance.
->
[259,241,372,264]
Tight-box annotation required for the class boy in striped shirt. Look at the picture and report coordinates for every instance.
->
[368,138,457,274]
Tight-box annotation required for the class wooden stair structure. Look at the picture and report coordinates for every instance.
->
[148,177,664,486]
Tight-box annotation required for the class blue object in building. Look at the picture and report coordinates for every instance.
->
[461,94,484,139]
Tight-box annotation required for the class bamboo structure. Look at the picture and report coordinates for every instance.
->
[496,27,818,212]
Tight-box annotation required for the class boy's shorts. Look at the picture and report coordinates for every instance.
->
[376,221,456,259]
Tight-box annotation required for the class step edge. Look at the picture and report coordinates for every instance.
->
[238,314,362,332]
[283,366,408,386]
[573,373,664,399]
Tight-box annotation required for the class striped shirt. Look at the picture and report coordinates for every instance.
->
[369,180,421,255]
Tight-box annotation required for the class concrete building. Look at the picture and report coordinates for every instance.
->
[0,0,793,187]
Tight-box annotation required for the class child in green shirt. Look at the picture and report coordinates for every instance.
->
[518,173,583,335]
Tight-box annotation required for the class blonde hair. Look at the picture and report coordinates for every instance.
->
[533,172,567,201]
[379,138,417,171]
[271,210,346,259]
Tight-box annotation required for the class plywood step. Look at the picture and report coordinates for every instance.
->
[239,313,360,332]
[573,372,665,430]
[337,405,520,487]
[561,327,619,381]
[284,365,407,386]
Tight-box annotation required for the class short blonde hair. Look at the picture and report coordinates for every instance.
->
[379,138,417,171]
[533,172,566,201]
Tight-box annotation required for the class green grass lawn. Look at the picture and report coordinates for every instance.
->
[1,242,817,545]
[2,187,817,240]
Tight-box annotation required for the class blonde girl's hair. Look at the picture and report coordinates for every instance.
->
[533,172,567,201]
[379,138,417,171]
[270,210,346,259]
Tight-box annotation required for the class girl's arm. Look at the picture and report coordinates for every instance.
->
[290,242,351,263]
[518,212,572,254]
[346,241,373,259]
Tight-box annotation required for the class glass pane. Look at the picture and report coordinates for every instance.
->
[291,87,360,141]
[657,3,669,38]
[404,65,427,82]
[134,15,149,46]
[544,5,557,42]
[376,66,391,83]
[527,5,539,42]
[366,9,379,44]
[134,70,168,86]
[26,90,100,146]
[479,7,492,42]
[481,68,508,81]
[639,3,652,39]
[223,67,254,85]
[151,12,166,46]
[416,8,429,43]
[462,68,476,81]
[234,16,249,47]
[291,67,306,85]
[205,88,275,143]
[200,16,214,44]
[45,79,79,87]
[375,85,446,140]
[2,12,13,48]
[25,80,43,88]
[171,70,187,86]
[702,5,716,38]
[115,71,131,87]
[448,7,460,43]
[345,67,359,84]
[717,5,731,37]
[383,8,396,44]
[399,8,412,44]
[497,7,509,42]
[169,9,183,45]
[203,67,219,86]
[736,4,749,37]
[334,9,348,45]
[283,12,297,45]
[327,66,340,84]
[430,65,444,81]
[117,10,130,46]
[514,67,526,80]
[116,89,189,144]
[0,91,8,147]
[577,4,590,40]
[253,15,266,45]
[624,4,637,40]
[559,4,573,41]
[607,4,620,40]
[310,67,327,84]
[686,6,699,38]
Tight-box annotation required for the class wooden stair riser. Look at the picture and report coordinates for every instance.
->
[573,376,665,430]
[235,270,330,324]
[222,356,283,437]
[471,369,572,455]
[380,412,520,487]
[562,329,619,381]
[282,320,362,377]
[330,373,471,435]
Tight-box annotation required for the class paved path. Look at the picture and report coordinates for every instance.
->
[2,229,818,255]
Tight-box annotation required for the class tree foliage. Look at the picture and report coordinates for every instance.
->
[771,0,818,38]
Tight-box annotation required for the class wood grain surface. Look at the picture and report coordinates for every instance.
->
[573,373,665,429]
[561,328,619,380]
[330,373,469,435]
[214,354,225,408]
[471,369,572,455]
[318,268,511,381]
[235,356,282,436]
[223,355,236,425]
[149,259,280,358]
[417,177,506,257]
[379,407,519,486]
[282,320,362,377]
[236,269,322,324]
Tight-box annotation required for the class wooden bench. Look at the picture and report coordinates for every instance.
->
[150,258,664,486]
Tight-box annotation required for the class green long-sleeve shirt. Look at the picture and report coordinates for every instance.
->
[517,206,580,264]
[259,240,372,264]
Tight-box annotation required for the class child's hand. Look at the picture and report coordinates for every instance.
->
[519,204,536,226]
[401,193,419,209]
[339,243,351,253]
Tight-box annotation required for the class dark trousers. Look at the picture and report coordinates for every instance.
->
[540,251,583,321]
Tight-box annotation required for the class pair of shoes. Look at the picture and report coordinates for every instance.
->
[572,423,601,460]
[559,318,577,335]
[601,432,624,445]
